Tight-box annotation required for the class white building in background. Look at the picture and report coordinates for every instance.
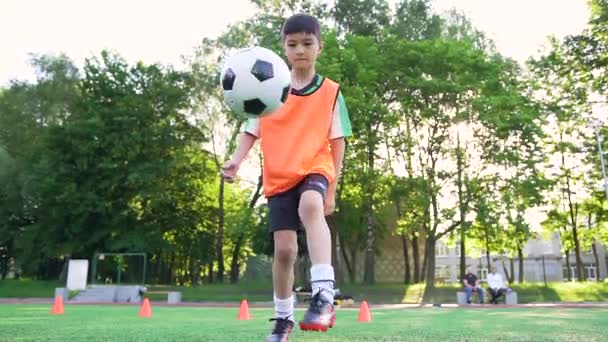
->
[434,232,607,283]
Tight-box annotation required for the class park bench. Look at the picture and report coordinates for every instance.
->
[146,290,182,304]
[456,290,517,305]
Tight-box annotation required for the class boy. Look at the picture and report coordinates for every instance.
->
[222,14,352,342]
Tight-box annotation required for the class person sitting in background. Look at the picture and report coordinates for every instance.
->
[463,267,484,304]
[487,266,511,304]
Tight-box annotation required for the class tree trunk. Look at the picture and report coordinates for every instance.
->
[328,215,343,285]
[517,247,524,283]
[456,133,467,282]
[422,236,436,303]
[190,254,199,285]
[363,137,375,285]
[502,258,512,284]
[335,230,345,285]
[216,177,225,283]
[509,257,515,284]
[563,150,584,281]
[229,172,264,284]
[425,236,436,284]
[421,238,427,282]
[485,233,491,270]
[160,253,167,284]
[363,200,375,284]
[571,223,585,281]
[58,256,71,283]
[229,234,244,283]
[340,234,355,283]
[169,253,176,284]
[592,241,600,282]
[0,242,9,280]
[401,234,411,284]
[568,202,584,281]
[207,260,214,284]
[412,235,420,283]
[350,246,358,283]
[565,249,571,281]
[459,231,466,285]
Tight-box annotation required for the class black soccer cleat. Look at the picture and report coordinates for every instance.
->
[266,317,294,342]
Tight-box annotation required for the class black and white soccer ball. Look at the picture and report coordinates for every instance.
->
[220,46,291,119]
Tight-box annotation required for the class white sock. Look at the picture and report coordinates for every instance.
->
[274,295,295,322]
[310,264,335,303]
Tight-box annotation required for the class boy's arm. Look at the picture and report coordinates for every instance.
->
[231,132,257,164]
[223,132,257,182]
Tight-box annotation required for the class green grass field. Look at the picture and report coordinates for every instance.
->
[2,280,608,304]
[1,304,606,341]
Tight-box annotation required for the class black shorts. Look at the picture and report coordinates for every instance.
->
[267,174,329,233]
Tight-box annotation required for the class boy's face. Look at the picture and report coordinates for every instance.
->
[283,32,322,71]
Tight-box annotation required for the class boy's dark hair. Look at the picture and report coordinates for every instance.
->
[281,14,321,41]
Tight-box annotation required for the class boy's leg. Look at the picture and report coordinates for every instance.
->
[300,190,333,299]
[266,190,300,342]
[273,230,298,319]
[297,174,336,331]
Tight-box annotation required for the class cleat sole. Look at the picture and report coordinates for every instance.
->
[299,322,329,332]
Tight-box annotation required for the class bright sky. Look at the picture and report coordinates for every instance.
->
[431,0,590,62]
[0,0,590,86]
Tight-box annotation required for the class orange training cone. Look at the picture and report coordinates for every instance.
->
[237,299,251,320]
[358,300,371,322]
[51,295,64,315]
[139,298,152,318]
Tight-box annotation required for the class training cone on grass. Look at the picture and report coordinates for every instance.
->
[237,299,251,320]
[139,298,152,318]
[357,300,371,322]
[51,295,64,315]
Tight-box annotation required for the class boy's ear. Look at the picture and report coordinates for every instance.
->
[318,41,324,56]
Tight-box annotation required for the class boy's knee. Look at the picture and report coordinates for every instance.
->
[275,245,297,265]
[298,191,324,221]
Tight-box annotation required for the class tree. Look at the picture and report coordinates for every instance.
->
[333,0,391,37]
[0,54,81,278]
[530,38,592,281]
[471,55,547,283]
[391,0,442,41]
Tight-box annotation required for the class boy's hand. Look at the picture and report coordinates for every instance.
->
[324,188,336,216]
[222,159,240,183]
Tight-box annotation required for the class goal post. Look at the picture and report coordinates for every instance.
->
[90,252,147,285]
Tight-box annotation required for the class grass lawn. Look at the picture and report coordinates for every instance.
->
[0,279,62,298]
[2,279,608,304]
[0,304,606,341]
[145,282,608,304]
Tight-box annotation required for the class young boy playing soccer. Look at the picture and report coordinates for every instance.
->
[222,14,352,342]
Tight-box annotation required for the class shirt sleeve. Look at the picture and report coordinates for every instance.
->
[243,117,260,138]
[329,91,353,139]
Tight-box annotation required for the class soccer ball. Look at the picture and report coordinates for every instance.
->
[220,46,291,119]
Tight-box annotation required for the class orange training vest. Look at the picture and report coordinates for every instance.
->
[259,77,339,197]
